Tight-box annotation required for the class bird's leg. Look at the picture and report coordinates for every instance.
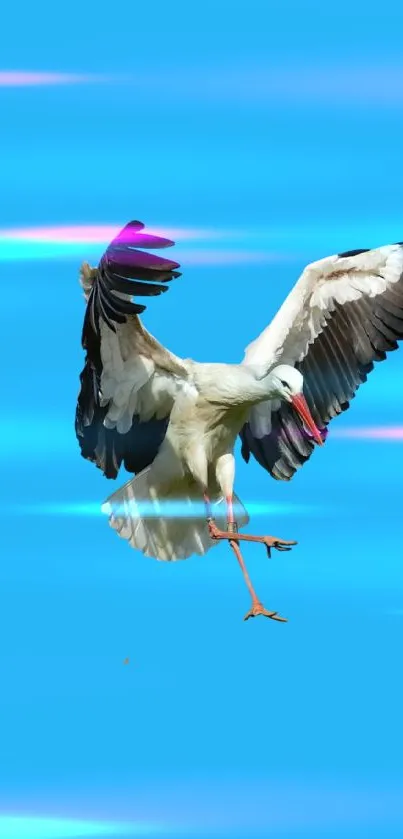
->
[203,492,214,524]
[212,529,297,555]
[229,539,287,622]
[204,492,287,622]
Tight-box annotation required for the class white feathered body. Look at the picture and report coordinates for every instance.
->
[104,360,279,561]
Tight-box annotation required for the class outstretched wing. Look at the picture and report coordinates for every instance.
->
[75,220,190,479]
[240,244,403,480]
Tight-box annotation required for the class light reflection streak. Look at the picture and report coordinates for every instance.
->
[0,71,117,87]
[0,224,217,244]
[0,813,159,838]
[2,220,403,264]
[0,224,289,264]
[332,426,403,440]
[2,501,320,518]
[5,64,403,104]
[0,240,287,267]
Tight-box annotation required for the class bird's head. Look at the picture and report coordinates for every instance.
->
[270,364,325,446]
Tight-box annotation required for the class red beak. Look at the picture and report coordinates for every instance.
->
[291,393,324,446]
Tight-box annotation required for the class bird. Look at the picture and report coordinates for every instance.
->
[75,220,403,621]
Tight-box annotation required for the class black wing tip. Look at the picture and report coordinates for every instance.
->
[109,220,177,252]
[101,219,181,294]
[240,434,250,463]
[127,219,144,227]
[337,248,370,259]
[337,245,403,258]
[81,217,182,347]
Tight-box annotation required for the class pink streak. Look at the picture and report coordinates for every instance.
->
[333,426,403,441]
[0,71,105,87]
[0,224,215,243]
[3,65,403,103]
[138,64,403,106]
[0,225,293,265]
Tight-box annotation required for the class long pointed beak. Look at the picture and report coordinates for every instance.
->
[291,393,324,446]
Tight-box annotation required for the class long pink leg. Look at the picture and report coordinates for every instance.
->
[204,493,287,622]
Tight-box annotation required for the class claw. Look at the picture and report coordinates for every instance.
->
[265,537,298,549]
[244,602,288,622]
[264,536,297,558]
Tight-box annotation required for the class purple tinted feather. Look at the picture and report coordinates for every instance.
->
[106,247,180,271]
[116,232,175,249]
[110,220,145,246]
[301,425,329,442]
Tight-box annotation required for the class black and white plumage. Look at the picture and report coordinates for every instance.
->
[240,244,403,480]
[76,220,183,480]
[75,222,403,564]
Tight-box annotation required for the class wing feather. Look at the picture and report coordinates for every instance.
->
[241,243,403,480]
[75,220,190,479]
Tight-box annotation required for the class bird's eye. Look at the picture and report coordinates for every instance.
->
[280,380,289,388]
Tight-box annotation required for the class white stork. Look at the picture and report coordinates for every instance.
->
[76,220,403,621]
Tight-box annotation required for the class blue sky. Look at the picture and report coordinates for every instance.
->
[1,1,403,837]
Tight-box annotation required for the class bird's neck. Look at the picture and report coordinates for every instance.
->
[194,362,282,407]
[243,366,282,403]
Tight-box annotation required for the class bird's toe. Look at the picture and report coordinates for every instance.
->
[244,603,288,622]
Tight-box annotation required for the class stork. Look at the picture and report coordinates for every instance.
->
[75,220,403,621]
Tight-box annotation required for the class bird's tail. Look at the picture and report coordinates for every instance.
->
[103,467,249,561]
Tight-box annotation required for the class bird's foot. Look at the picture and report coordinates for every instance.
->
[261,535,297,558]
[244,601,288,622]
[208,521,296,557]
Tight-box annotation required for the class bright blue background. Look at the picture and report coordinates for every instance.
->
[1,1,403,837]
